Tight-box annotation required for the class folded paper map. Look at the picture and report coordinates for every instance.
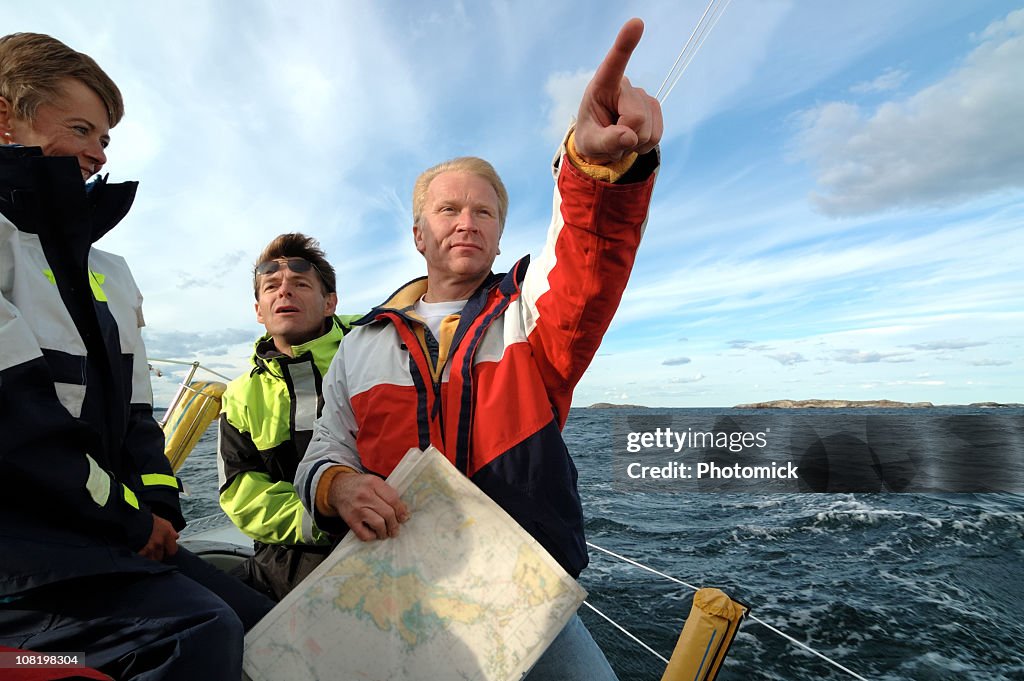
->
[244,446,587,681]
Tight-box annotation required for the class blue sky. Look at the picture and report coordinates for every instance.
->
[11,1,1022,407]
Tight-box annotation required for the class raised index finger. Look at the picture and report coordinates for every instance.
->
[591,18,645,93]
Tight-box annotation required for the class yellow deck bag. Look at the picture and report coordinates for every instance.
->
[162,380,226,472]
[661,587,748,681]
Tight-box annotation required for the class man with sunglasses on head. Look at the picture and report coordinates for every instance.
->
[217,233,361,600]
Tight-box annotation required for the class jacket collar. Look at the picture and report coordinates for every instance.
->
[251,315,347,376]
[0,145,138,244]
[361,258,529,328]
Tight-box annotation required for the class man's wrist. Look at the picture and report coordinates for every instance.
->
[566,130,638,182]
[315,465,357,517]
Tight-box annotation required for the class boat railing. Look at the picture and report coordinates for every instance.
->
[149,357,232,428]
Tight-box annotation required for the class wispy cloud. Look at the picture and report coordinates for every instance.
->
[910,340,988,351]
[972,359,1012,367]
[662,357,692,366]
[834,349,913,364]
[849,67,908,94]
[176,272,225,290]
[767,352,806,366]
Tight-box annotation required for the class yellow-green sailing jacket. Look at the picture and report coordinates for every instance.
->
[216,314,358,598]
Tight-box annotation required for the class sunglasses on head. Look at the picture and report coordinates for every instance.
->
[250,254,327,292]
[254,257,322,278]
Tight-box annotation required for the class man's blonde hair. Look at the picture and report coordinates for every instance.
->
[0,32,124,127]
[412,157,509,229]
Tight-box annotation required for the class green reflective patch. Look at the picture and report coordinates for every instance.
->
[89,271,108,302]
[141,473,180,489]
[122,484,139,510]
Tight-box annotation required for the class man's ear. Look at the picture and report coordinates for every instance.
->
[413,223,425,254]
[323,291,338,317]
[254,300,264,325]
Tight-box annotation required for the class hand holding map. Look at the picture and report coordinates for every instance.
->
[245,447,586,681]
[327,469,409,540]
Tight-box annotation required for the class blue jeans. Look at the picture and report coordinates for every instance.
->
[525,613,619,680]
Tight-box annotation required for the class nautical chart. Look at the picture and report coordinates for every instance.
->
[243,446,586,681]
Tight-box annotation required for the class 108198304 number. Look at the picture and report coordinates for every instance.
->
[0,651,84,668]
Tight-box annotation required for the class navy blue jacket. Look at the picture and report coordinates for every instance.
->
[0,146,180,596]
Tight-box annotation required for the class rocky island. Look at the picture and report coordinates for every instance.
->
[732,399,934,409]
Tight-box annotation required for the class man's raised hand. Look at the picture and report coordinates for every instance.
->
[574,18,663,164]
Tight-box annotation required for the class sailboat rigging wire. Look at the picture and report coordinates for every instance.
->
[582,601,670,665]
[655,0,719,99]
[587,541,701,592]
[745,614,871,681]
[655,0,733,104]
[587,541,871,680]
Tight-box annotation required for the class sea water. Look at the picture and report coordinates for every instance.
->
[177,407,1024,680]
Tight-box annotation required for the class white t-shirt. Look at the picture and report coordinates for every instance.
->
[414,297,468,340]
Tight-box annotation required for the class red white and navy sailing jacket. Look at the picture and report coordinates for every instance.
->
[297,142,658,577]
